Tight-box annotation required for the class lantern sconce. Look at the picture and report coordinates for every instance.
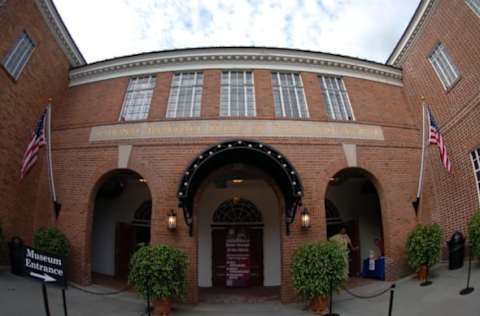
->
[301,207,311,230]
[167,209,177,231]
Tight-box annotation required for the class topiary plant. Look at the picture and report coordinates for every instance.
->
[292,241,347,301]
[468,211,480,257]
[128,245,187,301]
[33,227,70,257]
[405,223,442,271]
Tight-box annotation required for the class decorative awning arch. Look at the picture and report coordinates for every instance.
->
[177,139,303,236]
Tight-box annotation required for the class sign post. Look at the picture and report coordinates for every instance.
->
[22,246,68,316]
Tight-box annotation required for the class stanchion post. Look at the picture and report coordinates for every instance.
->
[325,278,340,316]
[42,283,51,316]
[460,242,474,295]
[62,288,68,316]
[420,265,432,287]
[147,281,151,316]
[388,284,396,316]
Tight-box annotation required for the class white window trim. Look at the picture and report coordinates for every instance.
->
[428,43,460,90]
[2,31,36,80]
[220,70,256,117]
[320,75,354,121]
[272,72,309,119]
[466,0,480,17]
[119,75,156,121]
[167,72,203,118]
[470,148,480,208]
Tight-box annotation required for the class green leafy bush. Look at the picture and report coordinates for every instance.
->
[468,211,480,257]
[128,245,187,300]
[33,227,70,257]
[406,223,442,271]
[292,241,347,300]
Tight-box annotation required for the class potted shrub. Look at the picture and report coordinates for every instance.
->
[129,245,187,316]
[33,227,70,257]
[468,211,480,258]
[292,241,347,314]
[405,223,442,281]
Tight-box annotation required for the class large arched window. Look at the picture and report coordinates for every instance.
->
[213,198,262,224]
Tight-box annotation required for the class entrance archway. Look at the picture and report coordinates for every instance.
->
[90,169,152,281]
[196,164,282,302]
[325,168,384,278]
[177,139,303,302]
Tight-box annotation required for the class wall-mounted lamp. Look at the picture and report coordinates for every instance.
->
[167,209,177,231]
[301,207,311,230]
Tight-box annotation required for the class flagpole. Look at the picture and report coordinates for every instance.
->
[413,98,427,214]
[46,99,61,219]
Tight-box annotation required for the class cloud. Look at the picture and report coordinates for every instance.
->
[53,0,419,63]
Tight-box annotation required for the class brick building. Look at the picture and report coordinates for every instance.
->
[1,0,479,304]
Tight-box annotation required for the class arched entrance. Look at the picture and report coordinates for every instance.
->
[325,168,384,278]
[90,169,152,282]
[177,139,303,301]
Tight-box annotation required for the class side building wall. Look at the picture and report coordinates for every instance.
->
[400,0,480,238]
[0,0,71,244]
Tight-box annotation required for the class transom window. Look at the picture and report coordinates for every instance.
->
[319,76,354,121]
[119,76,156,121]
[466,0,480,16]
[272,72,309,118]
[2,31,35,80]
[166,72,203,118]
[470,148,480,203]
[213,198,262,223]
[428,43,460,90]
[220,71,256,117]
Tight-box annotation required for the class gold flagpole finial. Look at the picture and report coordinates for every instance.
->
[420,96,425,101]
[47,97,53,103]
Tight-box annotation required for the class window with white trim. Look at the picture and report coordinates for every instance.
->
[2,31,35,80]
[220,71,256,117]
[428,43,460,90]
[319,76,354,121]
[272,72,309,118]
[466,0,480,16]
[119,76,156,121]
[166,72,203,118]
[470,148,480,202]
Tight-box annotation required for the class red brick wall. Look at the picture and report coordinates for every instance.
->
[400,0,480,239]
[0,0,71,243]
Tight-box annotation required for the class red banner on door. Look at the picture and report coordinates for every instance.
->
[225,234,250,287]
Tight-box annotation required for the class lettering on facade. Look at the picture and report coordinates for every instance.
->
[90,120,384,142]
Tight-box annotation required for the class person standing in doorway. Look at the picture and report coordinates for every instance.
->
[330,225,357,278]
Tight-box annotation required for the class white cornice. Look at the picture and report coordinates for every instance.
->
[69,47,403,87]
[34,0,85,67]
[387,0,437,67]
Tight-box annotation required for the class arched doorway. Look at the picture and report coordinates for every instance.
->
[325,168,384,278]
[177,139,303,301]
[91,169,152,282]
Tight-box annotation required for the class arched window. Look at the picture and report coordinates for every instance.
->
[213,198,262,223]
[132,200,152,226]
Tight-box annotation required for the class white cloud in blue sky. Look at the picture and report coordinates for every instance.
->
[53,0,419,64]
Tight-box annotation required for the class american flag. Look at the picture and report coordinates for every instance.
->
[428,109,451,172]
[20,109,48,179]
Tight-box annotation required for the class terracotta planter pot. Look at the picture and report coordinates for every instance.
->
[154,299,172,316]
[309,296,328,314]
[416,265,428,281]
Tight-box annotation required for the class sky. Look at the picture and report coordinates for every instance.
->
[53,0,420,64]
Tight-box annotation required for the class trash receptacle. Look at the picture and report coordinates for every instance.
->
[447,231,465,270]
[8,236,25,275]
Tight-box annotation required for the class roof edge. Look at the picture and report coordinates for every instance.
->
[387,0,437,66]
[34,0,86,67]
[69,47,403,87]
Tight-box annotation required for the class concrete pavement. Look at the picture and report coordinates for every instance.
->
[0,263,479,315]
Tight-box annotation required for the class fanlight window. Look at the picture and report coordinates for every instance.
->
[213,198,262,223]
[132,200,152,226]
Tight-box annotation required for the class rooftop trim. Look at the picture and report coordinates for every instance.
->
[34,0,86,67]
[69,47,402,87]
[387,0,437,66]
